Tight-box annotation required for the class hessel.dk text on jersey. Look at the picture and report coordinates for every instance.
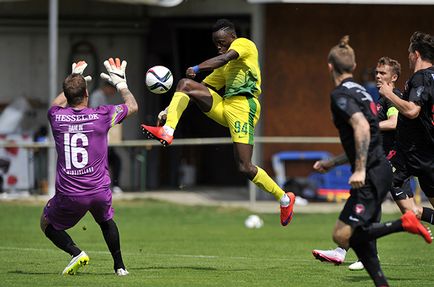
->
[55,114,99,122]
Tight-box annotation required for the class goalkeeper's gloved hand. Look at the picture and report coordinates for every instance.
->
[100,57,128,91]
[71,60,92,82]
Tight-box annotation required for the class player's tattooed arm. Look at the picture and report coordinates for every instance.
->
[120,88,138,117]
[348,112,370,188]
[329,153,349,166]
[313,153,348,173]
[51,92,67,107]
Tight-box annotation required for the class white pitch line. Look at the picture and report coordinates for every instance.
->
[0,246,303,262]
[0,246,433,267]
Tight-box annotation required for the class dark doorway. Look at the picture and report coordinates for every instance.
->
[145,16,251,188]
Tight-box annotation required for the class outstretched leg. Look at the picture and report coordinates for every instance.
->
[420,171,434,223]
[233,142,295,226]
[99,219,127,273]
[391,163,434,224]
[141,78,213,146]
[40,213,82,257]
[40,213,89,275]
[351,240,387,287]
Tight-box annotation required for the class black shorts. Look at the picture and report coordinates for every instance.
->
[389,146,434,198]
[390,167,414,201]
[339,158,392,228]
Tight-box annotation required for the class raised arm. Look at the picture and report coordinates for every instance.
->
[313,153,348,173]
[119,88,138,117]
[101,57,138,117]
[379,81,421,119]
[52,61,92,108]
[51,92,67,107]
[186,50,239,79]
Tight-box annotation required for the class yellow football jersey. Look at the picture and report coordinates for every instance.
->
[203,37,261,98]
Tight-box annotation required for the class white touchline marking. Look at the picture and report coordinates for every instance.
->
[0,246,433,267]
[0,246,296,262]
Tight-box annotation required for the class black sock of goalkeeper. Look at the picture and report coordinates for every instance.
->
[349,221,404,245]
[421,207,434,225]
[44,224,81,257]
[99,219,125,270]
[351,240,388,287]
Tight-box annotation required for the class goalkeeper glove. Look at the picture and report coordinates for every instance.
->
[71,60,92,82]
[100,57,128,91]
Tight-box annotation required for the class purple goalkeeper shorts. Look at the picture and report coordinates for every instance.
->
[43,189,114,230]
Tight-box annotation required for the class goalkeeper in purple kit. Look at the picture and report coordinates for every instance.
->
[40,58,138,275]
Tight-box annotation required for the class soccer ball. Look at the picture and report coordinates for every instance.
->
[146,65,173,94]
[244,214,264,229]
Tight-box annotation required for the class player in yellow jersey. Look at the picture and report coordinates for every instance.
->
[141,19,295,226]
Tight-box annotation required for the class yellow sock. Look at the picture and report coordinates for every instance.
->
[252,166,285,201]
[165,92,190,129]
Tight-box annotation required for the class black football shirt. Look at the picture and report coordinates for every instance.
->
[331,78,384,171]
[397,66,434,152]
[376,88,402,154]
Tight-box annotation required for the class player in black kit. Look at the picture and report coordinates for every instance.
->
[379,31,434,224]
[313,36,432,287]
[375,57,402,154]
[313,56,434,271]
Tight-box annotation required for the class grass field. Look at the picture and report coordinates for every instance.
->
[0,199,433,287]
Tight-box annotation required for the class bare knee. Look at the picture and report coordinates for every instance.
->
[237,162,256,179]
[332,221,353,249]
[176,78,196,94]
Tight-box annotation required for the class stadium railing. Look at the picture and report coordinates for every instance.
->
[0,136,339,198]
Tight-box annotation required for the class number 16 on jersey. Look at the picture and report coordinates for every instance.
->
[64,133,89,169]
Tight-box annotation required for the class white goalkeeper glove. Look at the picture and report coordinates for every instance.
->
[100,57,128,91]
[71,61,92,82]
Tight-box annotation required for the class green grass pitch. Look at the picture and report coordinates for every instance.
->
[0,199,432,286]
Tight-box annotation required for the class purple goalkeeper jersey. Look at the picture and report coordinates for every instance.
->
[48,104,128,196]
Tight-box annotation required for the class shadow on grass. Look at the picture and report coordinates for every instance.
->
[344,275,414,284]
[131,266,218,271]
[130,266,253,272]
[8,270,118,276]
[8,270,59,275]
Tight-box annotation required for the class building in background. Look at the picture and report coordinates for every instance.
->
[0,0,433,192]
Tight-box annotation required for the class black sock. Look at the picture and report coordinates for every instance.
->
[44,224,81,257]
[99,219,125,270]
[351,240,388,287]
[371,239,378,257]
[421,207,434,225]
[350,221,404,246]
